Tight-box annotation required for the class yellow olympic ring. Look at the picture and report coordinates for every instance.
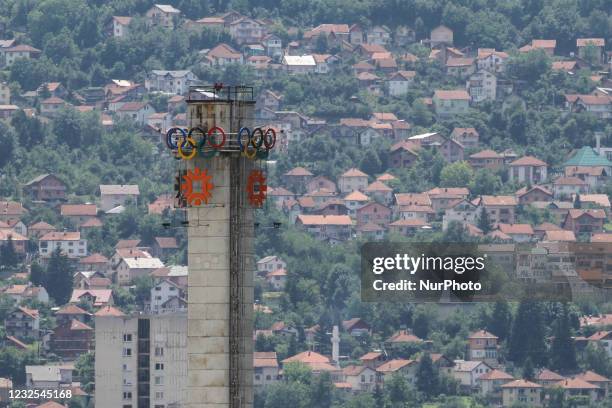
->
[177,137,197,160]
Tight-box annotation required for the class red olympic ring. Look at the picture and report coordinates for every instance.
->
[207,127,226,149]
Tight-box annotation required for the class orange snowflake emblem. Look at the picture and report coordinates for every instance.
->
[247,170,267,207]
[181,167,214,206]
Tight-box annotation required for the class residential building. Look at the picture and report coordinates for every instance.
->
[516,185,553,205]
[3,284,48,303]
[442,199,479,230]
[501,379,543,407]
[508,156,548,184]
[78,253,110,273]
[0,44,41,67]
[303,24,350,48]
[467,70,497,102]
[150,278,185,313]
[282,55,316,74]
[229,17,265,44]
[0,229,28,253]
[262,34,282,59]
[100,184,140,212]
[376,359,418,386]
[342,365,377,392]
[0,378,12,404]
[452,360,493,388]
[116,102,155,126]
[70,289,114,307]
[519,39,556,56]
[577,38,605,64]
[554,378,599,405]
[0,200,25,221]
[50,318,93,359]
[446,57,475,77]
[478,369,514,396]
[535,369,565,387]
[5,306,39,340]
[356,202,391,227]
[0,104,18,119]
[111,16,132,38]
[564,94,611,119]
[389,140,419,169]
[254,352,280,388]
[467,329,499,365]
[28,221,56,239]
[476,49,509,73]
[364,181,393,204]
[145,4,180,28]
[151,237,178,258]
[338,168,369,193]
[40,96,68,117]
[60,204,98,225]
[451,127,479,148]
[145,70,198,95]
[469,150,504,170]
[342,318,370,337]
[94,308,187,408]
[295,215,352,242]
[553,176,589,199]
[24,174,67,201]
[562,209,606,236]
[25,365,73,390]
[266,269,287,291]
[282,351,342,380]
[478,195,518,225]
[433,89,470,118]
[116,256,165,285]
[204,43,243,66]
[284,167,314,193]
[39,231,87,258]
[366,26,391,46]
[256,255,286,276]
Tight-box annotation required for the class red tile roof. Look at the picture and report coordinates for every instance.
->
[282,351,330,364]
[285,167,313,177]
[434,89,470,100]
[501,379,542,388]
[376,359,415,373]
[61,204,97,216]
[509,156,547,167]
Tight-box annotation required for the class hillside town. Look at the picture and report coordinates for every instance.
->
[0,1,611,408]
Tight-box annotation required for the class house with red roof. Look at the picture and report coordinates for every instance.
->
[283,167,314,193]
[151,236,178,258]
[433,89,470,118]
[386,70,416,96]
[60,204,98,225]
[501,379,543,406]
[40,96,69,117]
[562,209,606,235]
[341,318,370,337]
[554,377,600,403]
[24,174,67,201]
[478,368,514,396]
[5,306,40,340]
[468,150,504,170]
[356,202,391,228]
[265,268,287,290]
[338,168,369,194]
[389,140,419,169]
[281,351,341,380]
[254,352,280,388]
[468,330,499,365]
[111,16,132,37]
[28,221,56,239]
[519,39,556,55]
[51,317,93,359]
[564,94,611,120]
[451,127,479,148]
[477,195,518,225]
[295,214,352,242]
[39,231,87,258]
[508,156,548,184]
[376,359,418,385]
[116,102,155,125]
[577,38,606,64]
[0,44,41,67]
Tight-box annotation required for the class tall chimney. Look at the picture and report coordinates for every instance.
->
[595,132,602,155]
[331,325,340,367]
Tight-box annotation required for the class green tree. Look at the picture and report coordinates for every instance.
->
[477,207,492,234]
[550,304,577,373]
[523,357,535,380]
[509,302,547,366]
[133,276,153,308]
[264,381,311,408]
[573,193,581,209]
[75,352,94,393]
[360,149,382,175]
[52,107,82,148]
[0,237,19,268]
[45,247,74,305]
[470,169,502,196]
[440,161,473,187]
[384,373,414,405]
[506,50,551,82]
[416,353,439,398]
[310,371,334,407]
[30,262,45,286]
[487,301,513,340]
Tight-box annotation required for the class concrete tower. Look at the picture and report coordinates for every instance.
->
[185,86,256,408]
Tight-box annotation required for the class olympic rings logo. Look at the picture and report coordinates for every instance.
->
[166,126,276,160]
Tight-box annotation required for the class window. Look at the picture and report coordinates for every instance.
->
[155,363,164,370]
[123,334,132,342]
[266,375,271,380]
[155,347,164,357]
[155,391,164,400]
[155,376,164,385]
[123,348,132,356]
[123,392,132,400]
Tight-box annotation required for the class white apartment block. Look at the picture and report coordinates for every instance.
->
[39,232,87,258]
[95,310,187,408]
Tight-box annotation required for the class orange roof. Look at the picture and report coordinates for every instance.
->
[544,230,576,242]
[333,382,352,389]
[254,352,278,368]
[207,43,241,59]
[387,330,422,343]
[536,369,564,381]
[372,112,398,121]
[94,305,124,317]
[575,371,610,383]
[79,253,108,264]
[567,209,606,219]
[40,231,80,241]
[29,221,56,231]
[341,168,368,178]
[297,214,352,226]
[532,39,556,49]
[498,223,534,235]
[365,180,392,192]
[434,89,470,100]
[468,329,498,339]
[481,195,518,206]
[555,378,599,389]
[446,57,474,67]
[359,351,382,361]
[81,217,102,227]
[426,187,469,198]
[501,379,542,388]
[61,204,97,216]
[470,149,501,159]
[376,359,414,373]
[377,173,396,182]
[577,38,605,47]
[56,304,90,315]
[70,319,93,331]
[343,365,368,376]
[591,233,612,243]
[18,306,39,319]
[580,194,611,208]
[553,176,588,185]
[552,61,577,71]
[345,191,369,201]
[266,268,287,278]
[509,156,547,167]
[285,167,313,177]
[395,193,431,207]
[479,369,514,381]
[282,351,330,364]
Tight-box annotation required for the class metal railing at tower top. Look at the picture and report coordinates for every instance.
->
[186,84,255,103]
